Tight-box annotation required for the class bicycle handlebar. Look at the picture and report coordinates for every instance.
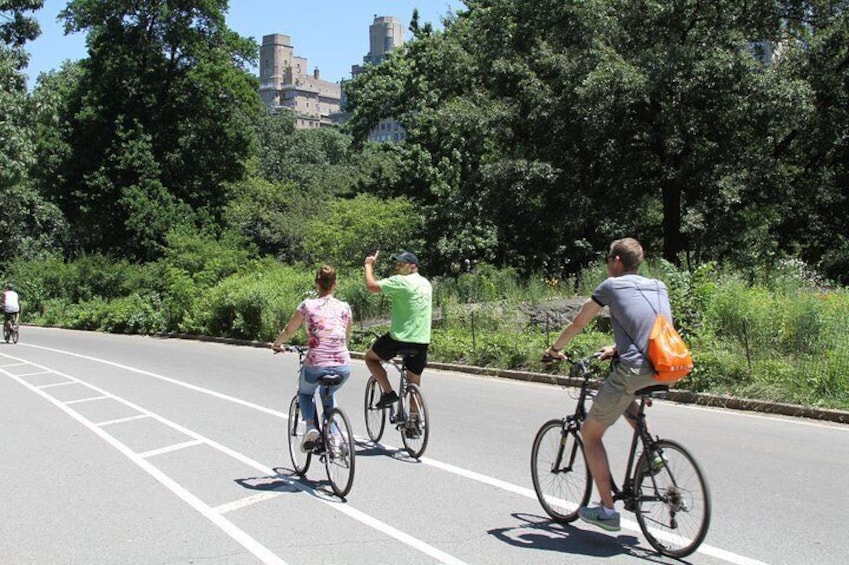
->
[272,344,308,355]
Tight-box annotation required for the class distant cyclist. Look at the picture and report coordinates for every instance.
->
[363,249,433,408]
[1,283,21,329]
[272,265,352,452]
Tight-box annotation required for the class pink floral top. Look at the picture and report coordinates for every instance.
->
[297,296,352,367]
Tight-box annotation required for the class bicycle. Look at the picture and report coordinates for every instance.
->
[530,353,711,558]
[3,314,19,344]
[282,345,356,498]
[358,331,430,459]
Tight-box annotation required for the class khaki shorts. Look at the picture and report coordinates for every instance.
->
[587,362,658,427]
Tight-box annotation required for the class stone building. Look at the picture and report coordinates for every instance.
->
[258,34,342,129]
[346,16,407,142]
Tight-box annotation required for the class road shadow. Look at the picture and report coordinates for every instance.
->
[488,512,689,564]
[354,439,423,463]
[234,467,348,502]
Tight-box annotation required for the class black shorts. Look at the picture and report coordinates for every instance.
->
[4,311,18,322]
[371,333,429,375]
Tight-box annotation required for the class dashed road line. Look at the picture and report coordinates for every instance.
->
[12,344,776,565]
[2,352,469,565]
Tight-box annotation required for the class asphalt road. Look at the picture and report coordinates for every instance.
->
[1,327,846,564]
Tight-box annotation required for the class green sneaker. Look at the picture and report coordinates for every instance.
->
[578,505,621,532]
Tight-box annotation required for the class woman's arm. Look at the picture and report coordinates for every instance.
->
[272,310,305,351]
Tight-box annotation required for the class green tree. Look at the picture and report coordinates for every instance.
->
[42,0,261,259]
[1,0,65,262]
[302,194,426,270]
[345,0,843,279]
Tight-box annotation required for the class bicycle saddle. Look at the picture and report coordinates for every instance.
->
[317,374,346,387]
[634,384,669,396]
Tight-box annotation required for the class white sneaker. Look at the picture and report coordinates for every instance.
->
[300,427,319,453]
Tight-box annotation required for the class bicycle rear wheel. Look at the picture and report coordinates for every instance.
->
[287,396,311,476]
[400,384,429,459]
[363,376,386,442]
[634,439,711,558]
[324,408,356,497]
[11,323,18,344]
[531,419,591,523]
[2,322,8,343]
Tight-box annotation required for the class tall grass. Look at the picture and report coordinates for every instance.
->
[5,253,848,410]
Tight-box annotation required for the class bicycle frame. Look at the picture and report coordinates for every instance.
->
[612,393,662,511]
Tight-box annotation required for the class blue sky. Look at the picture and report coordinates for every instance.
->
[24,0,461,89]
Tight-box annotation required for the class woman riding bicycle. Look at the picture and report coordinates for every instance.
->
[272,265,352,452]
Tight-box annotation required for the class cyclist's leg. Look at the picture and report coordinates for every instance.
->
[403,345,428,411]
[583,364,657,511]
[366,334,393,393]
[318,366,351,413]
[298,367,322,426]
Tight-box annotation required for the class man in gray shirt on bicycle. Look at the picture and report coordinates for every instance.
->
[544,237,673,532]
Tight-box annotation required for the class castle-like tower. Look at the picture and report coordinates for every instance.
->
[349,16,407,142]
[258,34,342,129]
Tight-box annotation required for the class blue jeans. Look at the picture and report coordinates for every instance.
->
[298,365,351,423]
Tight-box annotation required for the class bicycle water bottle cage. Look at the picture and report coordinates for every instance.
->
[317,374,345,387]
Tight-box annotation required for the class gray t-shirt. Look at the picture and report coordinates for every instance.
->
[592,274,673,368]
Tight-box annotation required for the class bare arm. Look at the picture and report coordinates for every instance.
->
[271,309,305,351]
[364,251,382,293]
[546,298,603,356]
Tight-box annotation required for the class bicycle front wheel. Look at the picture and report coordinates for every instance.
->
[287,396,311,476]
[11,323,18,344]
[634,439,711,558]
[400,383,429,459]
[2,323,8,343]
[324,408,356,498]
[363,376,386,442]
[531,419,591,523]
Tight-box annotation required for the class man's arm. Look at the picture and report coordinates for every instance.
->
[547,298,603,354]
[364,253,382,294]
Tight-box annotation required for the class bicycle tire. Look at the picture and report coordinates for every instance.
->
[287,395,311,476]
[324,408,356,497]
[531,419,591,523]
[363,376,386,442]
[12,323,18,344]
[634,439,711,558]
[400,383,429,459]
[2,323,8,343]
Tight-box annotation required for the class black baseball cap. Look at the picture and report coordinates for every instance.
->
[394,250,420,266]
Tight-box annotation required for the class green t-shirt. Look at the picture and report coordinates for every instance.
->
[378,272,433,344]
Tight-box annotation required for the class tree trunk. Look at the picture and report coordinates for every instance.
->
[662,179,684,265]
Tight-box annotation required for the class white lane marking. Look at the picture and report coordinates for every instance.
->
[64,394,110,405]
[96,414,151,427]
[16,345,774,565]
[1,366,288,565]
[215,492,284,515]
[2,353,468,565]
[38,381,76,388]
[15,370,53,377]
[22,344,288,419]
[139,439,206,459]
[0,362,27,368]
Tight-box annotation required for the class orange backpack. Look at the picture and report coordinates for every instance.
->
[630,282,693,383]
[646,313,693,382]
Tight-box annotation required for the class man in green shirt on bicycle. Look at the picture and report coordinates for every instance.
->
[363,249,433,410]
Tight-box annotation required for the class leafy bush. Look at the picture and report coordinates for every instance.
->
[301,194,425,270]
